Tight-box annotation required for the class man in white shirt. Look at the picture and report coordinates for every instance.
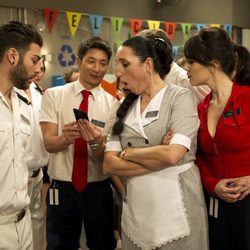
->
[40,36,117,250]
[15,56,49,250]
[0,21,43,250]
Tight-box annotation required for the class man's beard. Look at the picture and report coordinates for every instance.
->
[9,58,35,90]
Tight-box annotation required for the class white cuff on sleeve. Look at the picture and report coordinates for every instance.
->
[105,141,123,152]
[170,133,191,150]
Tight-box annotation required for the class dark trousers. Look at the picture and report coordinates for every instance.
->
[46,179,116,250]
[205,192,250,250]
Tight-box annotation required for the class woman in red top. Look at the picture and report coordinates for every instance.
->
[184,27,250,250]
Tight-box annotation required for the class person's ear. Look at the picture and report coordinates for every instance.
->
[76,57,82,68]
[209,59,220,73]
[144,57,153,71]
[7,48,19,65]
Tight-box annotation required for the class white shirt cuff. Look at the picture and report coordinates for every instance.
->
[105,141,123,152]
[170,133,191,150]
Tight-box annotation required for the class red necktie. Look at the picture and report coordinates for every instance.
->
[72,90,91,192]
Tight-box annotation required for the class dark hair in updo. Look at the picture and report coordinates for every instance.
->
[112,36,172,135]
[184,27,250,85]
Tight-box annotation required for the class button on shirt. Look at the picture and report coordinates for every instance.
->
[0,89,31,215]
[39,80,117,182]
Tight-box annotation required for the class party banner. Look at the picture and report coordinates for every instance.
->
[43,8,58,33]
[210,24,221,28]
[110,17,124,37]
[181,23,192,40]
[89,15,103,36]
[66,12,82,37]
[130,19,143,36]
[114,40,123,53]
[223,24,232,36]
[196,24,206,32]
[164,22,176,41]
[147,20,160,30]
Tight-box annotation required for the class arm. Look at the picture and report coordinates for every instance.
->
[40,121,81,153]
[120,144,187,171]
[103,151,151,177]
[196,147,241,203]
[110,175,125,196]
[122,89,198,170]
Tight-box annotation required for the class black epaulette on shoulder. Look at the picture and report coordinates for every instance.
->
[15,91,31,105]
[34,83,43,95]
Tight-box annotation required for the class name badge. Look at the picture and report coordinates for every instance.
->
[91,119,105,128]
[145,111,159,118]
[223,108,240,118]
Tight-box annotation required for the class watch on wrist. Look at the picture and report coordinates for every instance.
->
[89,143,100,150]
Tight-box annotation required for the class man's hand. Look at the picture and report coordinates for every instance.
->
[62,121,81,145]
[78,119,103,145]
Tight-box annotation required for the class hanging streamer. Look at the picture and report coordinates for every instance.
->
[147,20,160,30]
[196,24,206,32]
[66,12,82,37]
[130,19,143,36]
[110,17,124,38]
[164,22,176,41]
[89,15,103,36]
[181,23,192,40]
[43,8,58,33]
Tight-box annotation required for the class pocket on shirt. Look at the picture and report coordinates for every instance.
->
[0,122,9,156]
[20,122,32,162]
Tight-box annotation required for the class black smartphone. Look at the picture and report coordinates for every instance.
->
[73,108,89,121]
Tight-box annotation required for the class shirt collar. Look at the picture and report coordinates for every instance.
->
[74,79,101,100]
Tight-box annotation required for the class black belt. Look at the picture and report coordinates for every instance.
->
[31,168,40,178]
[15,209,26,223]
[52,179,109,189]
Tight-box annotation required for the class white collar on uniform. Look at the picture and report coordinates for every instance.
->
[124,85,168,138]
[74,80,101,101]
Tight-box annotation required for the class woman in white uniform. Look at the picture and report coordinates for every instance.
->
[103,36,208,250]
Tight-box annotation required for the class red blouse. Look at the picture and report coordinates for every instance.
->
[195,82,250,196]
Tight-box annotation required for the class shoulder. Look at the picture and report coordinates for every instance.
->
[44,83,73,96]
[100,87,117,103]
[234,83,250,97]
[233,83,250,108]
[166,62,189,83]
[167,82,193,97]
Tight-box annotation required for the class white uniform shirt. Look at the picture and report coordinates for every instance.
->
[0,89,31,215]
[39,80,117,182]
[28,83,49,170]
[15,84,49,172]
[165,62,210,104]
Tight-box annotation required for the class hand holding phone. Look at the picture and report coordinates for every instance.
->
[73,108,89,121]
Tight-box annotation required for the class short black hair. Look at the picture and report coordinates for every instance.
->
[0,21,43,62]
[77,36,112,62]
